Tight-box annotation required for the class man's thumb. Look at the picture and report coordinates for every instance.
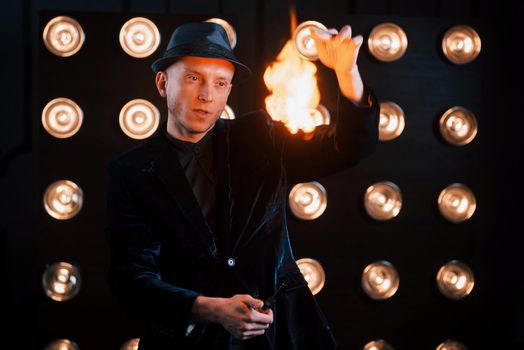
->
[244,295,264,309]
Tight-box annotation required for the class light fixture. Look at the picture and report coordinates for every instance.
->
[368,23,408,62]
[41,98,83,138]
[42,262,81,301]
[442,25,481,64]
[205,18,237,49]
[439,107,477,146]
[311,104,330,126]
[436,339,468,350]
[288,181,327,220]
[44,339,79,350]
[43,16,85,57]
[438,183,476,223]
[220,104,235,120]
[361,260,399,300]
[364,181,402,220]
[119,17,161,58]
[363,339,395,350]
[119,99,160,139]
[379,102,405,141]
[436,260,474,299]
[296,258,325,295]
[293,20,330,61]
[120,338,140,350]
[43,180,83,220]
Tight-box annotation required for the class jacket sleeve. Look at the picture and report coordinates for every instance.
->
[269,86,379,184]
[104,159,201,332]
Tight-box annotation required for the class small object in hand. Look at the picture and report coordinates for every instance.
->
[262,282,287,310]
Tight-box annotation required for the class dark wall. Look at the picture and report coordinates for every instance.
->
[2,0,521,349]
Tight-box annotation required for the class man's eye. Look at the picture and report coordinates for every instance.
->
[187,75,199,81]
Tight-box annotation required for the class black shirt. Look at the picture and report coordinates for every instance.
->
[164,127,216,234]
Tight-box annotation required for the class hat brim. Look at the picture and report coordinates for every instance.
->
[151,53,251,85]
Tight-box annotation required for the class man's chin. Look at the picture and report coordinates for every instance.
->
[188,121,216,135]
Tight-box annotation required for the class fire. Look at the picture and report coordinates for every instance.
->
[263,40,323,134]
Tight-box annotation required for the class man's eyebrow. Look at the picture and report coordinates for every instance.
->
[183,69,202,75]
[183,69,231,81]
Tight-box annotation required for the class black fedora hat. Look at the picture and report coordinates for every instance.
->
[151,22,251,83]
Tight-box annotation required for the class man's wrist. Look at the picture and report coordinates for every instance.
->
[336,68,365,104]
[191,295,222,324]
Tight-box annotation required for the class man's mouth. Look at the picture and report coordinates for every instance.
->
[193,109,211,115]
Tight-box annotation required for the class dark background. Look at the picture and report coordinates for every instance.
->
[1,0,522,349]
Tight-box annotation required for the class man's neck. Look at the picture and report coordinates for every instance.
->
[166,119,213,143]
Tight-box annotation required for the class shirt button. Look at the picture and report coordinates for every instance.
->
[227,258,236,267]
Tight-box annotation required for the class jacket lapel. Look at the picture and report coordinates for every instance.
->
[147,118,270,258]
[212,118,271,256]
[213,119,234,255]
[230,160,273,253]
[150,124,218,257]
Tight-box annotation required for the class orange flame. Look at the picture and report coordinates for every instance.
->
[263,40,323,134]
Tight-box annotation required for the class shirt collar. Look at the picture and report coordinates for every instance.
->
[164,126,214,157]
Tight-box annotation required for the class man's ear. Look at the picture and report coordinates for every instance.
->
[155,71,167,97]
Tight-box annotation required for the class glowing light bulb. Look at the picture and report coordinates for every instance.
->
[436,260,474,299]
[363,339,395,350]
[364,182,402,220]
[220,105,235,120]
[362,261,399,300]
[205,18,237,49]
[119,99,160,139]
[42,98,83,138]
[442,25,481,64]
[439,107,477,146]
[43,180,83,220]
[119,17,160,58]
[436,339,468,350]
[44,339,79,350]
[42,262,81,301]
[438,183,476,222]
[379,102,405,141]
[289,181,327,220]
[293,21,330,61]
[120,338,140,350]
[43,16,85,57]
[296,258,325,295]
[368,23,407,62]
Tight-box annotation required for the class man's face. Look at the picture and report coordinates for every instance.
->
[157,56,234,141]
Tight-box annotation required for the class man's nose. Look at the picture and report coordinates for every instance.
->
[198,83,213,102]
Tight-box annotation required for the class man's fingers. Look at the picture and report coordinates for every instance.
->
[250,308,273,324]
[327,28,338,36]
[241,320,271,331]
[240,294,264,310]
[338,25,352,42]
[310,29,329,63]
[350,35,364,65]
[241,329,266,339]
[311,27,332,41]
[352,35,363,47]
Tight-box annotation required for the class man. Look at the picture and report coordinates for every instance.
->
[105,21,379,349]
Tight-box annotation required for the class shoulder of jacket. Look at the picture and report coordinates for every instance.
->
[106,141,158,176]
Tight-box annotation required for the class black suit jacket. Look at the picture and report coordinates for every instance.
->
[105,90,379,349]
